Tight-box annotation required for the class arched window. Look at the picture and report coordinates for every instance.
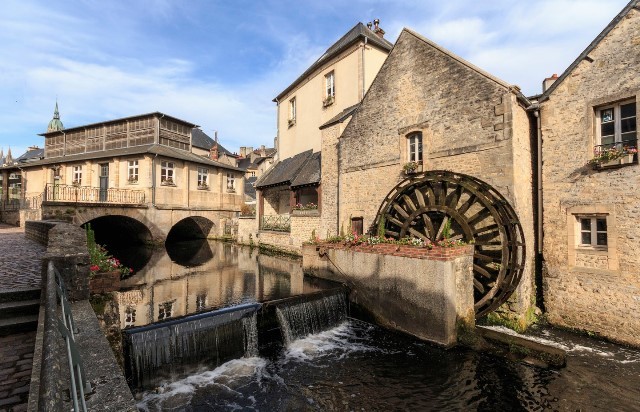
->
[407,132,423,162]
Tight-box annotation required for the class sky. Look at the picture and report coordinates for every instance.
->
[0,0,632,157]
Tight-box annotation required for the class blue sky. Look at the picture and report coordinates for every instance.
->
[0,0,631,157]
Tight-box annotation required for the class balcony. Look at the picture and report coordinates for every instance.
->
[43,183,146,205]
[260,215,291,232]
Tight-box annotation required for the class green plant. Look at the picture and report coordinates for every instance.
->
[86,224,133,278]
[377,215,386,237]
[402,162,418,173]
[588,145,638,165]
[441,219,452,240]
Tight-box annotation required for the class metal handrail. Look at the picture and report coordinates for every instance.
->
[593,139,638,156]
[260,214,291,232]
[44,183,146,205]
[51,264,91,412]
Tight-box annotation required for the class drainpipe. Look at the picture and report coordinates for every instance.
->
[533,105,545,311]
[275,98,280,160]
[151,153,158,207]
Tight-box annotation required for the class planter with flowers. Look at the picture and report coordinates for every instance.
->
[403,161,422,175]
[161,177,175,186]
[589,146,638,169]
[197,182,209,190]
[128,176,138,184]
[292,202,319,216]
[86,225,133,294]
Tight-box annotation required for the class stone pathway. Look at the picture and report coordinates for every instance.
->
[0,225,44,291]
[0,331,35,412]
[0,224,45,411]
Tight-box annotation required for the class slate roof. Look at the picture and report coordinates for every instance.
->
[3,144,243,172]
[291,152,321,188]
[244,176,258,200]
[191,128,234,155]
[16,148,45,163]
[319,104,360,130]
[539,0,640,102]
[274,23,394,102]
[237,157,258,171]
[255,150,314,188]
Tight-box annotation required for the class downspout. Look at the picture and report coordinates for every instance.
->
[361,37,368,100]
[152,114,164,208]
[275,98,280,161]
[534,106,545,311]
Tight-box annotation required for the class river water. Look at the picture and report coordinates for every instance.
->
[114,240,640,411]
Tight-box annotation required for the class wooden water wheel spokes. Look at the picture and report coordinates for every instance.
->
[373,170,525,318]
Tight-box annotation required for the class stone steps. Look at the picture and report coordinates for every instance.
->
[0,288,41,335]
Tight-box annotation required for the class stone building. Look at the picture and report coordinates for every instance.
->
[323,28,535,321]
[0,108,245,231]
[537,0,640,345]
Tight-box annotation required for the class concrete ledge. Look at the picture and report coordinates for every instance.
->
[478,326,567,367]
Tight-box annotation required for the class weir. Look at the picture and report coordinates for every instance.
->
[123,303,260,390]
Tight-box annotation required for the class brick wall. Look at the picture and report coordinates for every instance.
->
[540,7,640,345]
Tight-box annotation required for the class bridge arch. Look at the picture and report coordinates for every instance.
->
[166,216,215,243]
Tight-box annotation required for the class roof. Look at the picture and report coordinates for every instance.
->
[244,176,258,200]
[291,152,321,188]
[2,144,243,172]
[538,0,640,102]
[191,128,234,155]
[38,112,198,136]
[274,22,394,102]
[237,157,258,170]
[255,150,314,189]
[16,148,45,163]
[319,104,360,129]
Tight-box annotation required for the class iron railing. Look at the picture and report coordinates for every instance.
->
[593,139,638,158]
[0,194,42,211]
[260,214,291,232]
[43,183,146,205]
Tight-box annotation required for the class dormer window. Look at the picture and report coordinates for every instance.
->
[407,132,423,162]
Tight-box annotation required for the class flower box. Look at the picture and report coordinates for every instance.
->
[323,96,334,107]
[292,209,320,217]
[593,153,635,169]
[89,270,121,294]
[197,184,209,190]
[403,162,423,175]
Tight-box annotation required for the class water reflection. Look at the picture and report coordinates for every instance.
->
[116,241,329,329]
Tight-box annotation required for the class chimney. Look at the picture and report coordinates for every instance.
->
[260,145,266,157]
[210,131,219,160]
[239,146,246,157]
[372,18,385,38]
[542,73,558,93]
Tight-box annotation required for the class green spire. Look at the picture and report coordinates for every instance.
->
[47,101,64,132]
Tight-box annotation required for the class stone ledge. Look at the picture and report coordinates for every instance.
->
[313,242,473,261]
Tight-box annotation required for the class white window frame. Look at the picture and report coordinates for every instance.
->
[289,97,296,122]
[578,216,608,249]
[325,71,335,99]
[197,167,208,187]
[127,160,139,183]
[161,161,175,184]
[158,301,174,320]
[226,172,235,191]
[596,100,637,148]
[407,132,423,162]
[72,165,82,185]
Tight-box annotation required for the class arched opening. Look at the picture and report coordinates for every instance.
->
[165,217,216,266]
[82,215,154,272]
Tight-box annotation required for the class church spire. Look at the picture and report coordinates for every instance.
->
[5,147,13,165]
[47,101,64,133]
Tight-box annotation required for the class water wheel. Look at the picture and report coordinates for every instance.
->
[372,170,525,317]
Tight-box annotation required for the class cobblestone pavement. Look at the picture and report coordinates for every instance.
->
[0,225,44,411]
[0,331,36,412]
[0,224,45,290]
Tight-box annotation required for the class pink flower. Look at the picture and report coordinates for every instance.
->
[90,265,100,272]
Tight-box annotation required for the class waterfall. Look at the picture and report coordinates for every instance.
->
[275,289,348,346]
[124,303,260,390]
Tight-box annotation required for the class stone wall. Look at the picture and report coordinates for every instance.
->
[303,243,474,346]
[25,220,61,246]
[332,28,536,320]
[237,216,258,246]
[540,7,640,346]
[257,231,298,254]
[290,214,321,247]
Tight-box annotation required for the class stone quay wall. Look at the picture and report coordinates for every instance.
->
[237,216,258,246]
[302,243,474,347]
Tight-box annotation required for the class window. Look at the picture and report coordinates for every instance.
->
[161,161,175,184]
[72,166,82,185]
[128,160,138,183]
[196,294,207,312]
[226,173,235,191]
[597,101,637,149]
[198,167,208,188]
[289,97,296,125]
[579,217,607,248]
[325,71,335,98]
[408,132,423,162]
[158,301,174,320]
[124,306,136,328]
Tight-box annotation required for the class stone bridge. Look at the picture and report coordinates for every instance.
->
[38,202,234,243]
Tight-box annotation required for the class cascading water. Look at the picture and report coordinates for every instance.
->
[275,289,348,346]
[123,303,260,390]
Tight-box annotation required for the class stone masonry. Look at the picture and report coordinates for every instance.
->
[325,29,536,320]
[540,6,640,346]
